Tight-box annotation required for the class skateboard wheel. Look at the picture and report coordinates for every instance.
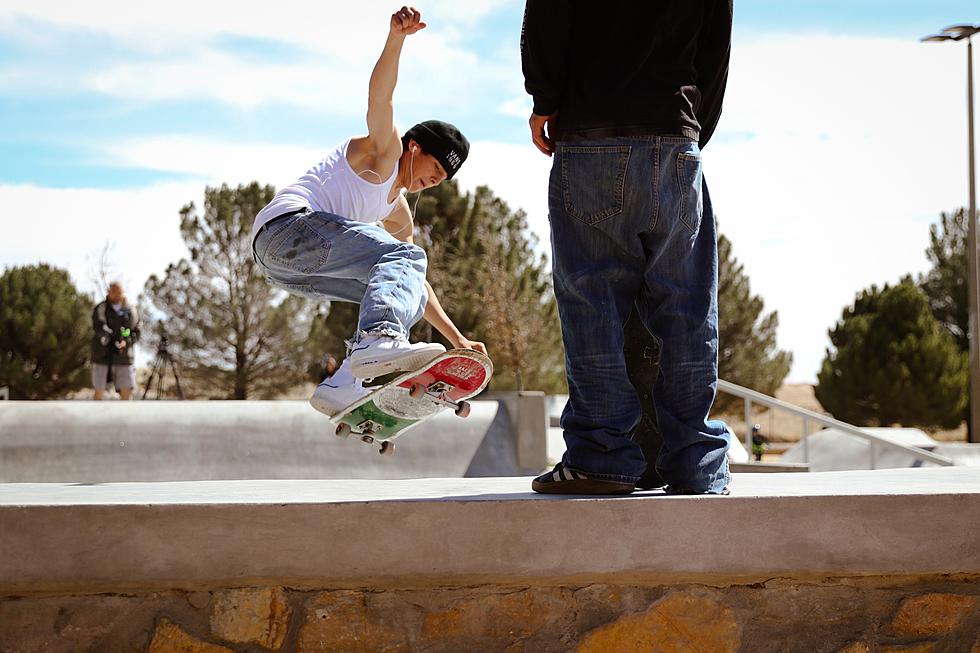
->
[455,401,471,418]
[335,423,352,438]
[361,434,375,444]
[409,382,426,399]
[380,441,396,456]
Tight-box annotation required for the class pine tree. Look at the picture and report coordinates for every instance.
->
[815,278,967,428]
[143,183,313,399]
[920,208,969,351]
[0,264,92,399]
[412,183,565,392]
[919,207,972,435]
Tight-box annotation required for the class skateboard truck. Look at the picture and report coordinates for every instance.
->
[334,420,395,456]
[408,381,472,418]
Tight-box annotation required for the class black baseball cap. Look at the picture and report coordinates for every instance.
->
[403,120,469,179]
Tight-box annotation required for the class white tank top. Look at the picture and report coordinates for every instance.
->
[251,139,401,239]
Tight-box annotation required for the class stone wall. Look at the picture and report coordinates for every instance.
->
[2,577,979,653]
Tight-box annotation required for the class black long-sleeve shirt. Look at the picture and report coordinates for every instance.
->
[521,0,732,149]
[90,299,140,366]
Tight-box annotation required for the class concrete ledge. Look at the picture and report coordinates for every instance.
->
[729,461,809,473]
[2,467,978,595]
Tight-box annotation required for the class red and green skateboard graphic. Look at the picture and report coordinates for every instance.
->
[333,349,493,455]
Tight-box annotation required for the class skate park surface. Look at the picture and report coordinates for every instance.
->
[2,399,979,651]
[0,398,546,482]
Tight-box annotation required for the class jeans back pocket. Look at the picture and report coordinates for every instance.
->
[265,216,332,275]
[560,146,631,225]
[676,151,704,235]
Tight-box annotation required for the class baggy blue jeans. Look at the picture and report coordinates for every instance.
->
[252,208,428,340]
[549,136,731,492]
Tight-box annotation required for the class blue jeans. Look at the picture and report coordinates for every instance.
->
[253,209,428,340]
[549,136,731,491]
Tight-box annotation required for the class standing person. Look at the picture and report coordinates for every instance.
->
[91,281,140,400]
[522,0,733,495]
[751,424,767,462]
[251,6,486,418]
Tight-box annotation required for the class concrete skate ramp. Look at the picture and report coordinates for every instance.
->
[0,400,541,483]
[780,427,980,472]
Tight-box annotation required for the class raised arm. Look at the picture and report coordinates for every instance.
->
[366,6,427,157]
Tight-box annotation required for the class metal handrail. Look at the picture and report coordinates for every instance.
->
[717,380,955,468]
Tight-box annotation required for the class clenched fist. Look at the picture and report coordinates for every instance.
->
[390,6,426,37]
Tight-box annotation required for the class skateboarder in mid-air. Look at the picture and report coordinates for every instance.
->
[251,6,486,417]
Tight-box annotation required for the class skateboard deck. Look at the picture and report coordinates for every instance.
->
[332,348,493,455]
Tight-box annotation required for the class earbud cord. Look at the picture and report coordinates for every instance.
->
[384,146,422,238]
[335,145,421,239]
[409,147,423,221]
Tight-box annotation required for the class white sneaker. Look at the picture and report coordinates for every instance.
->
[348,335,446,379]
[309,358,372,418]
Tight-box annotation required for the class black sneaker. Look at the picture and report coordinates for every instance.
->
[531,463,636,495]
[664,485,731,496]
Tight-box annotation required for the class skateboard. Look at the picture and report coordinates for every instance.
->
[332,349,493,455]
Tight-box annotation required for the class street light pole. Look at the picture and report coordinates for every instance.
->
[970,35,978,444]
[922,25,980,444]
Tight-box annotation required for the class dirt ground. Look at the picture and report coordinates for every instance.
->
[714,383,968,444]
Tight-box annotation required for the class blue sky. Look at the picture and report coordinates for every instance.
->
[1,1,978,381]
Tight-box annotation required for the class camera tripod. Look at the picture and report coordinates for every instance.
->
[142,336,184,400]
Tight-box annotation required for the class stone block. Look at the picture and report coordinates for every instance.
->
[186,591,211,610]
[0,594,148,653]
[728,581,870,638]
[836,642,869,653]
[879,644,938,653]
[570,585,664,635]
[419,587,576,651]
[209,587,290,650]
[890,593,977,637]
[575,590,741,653]
[297,587,582,653]
[148,618,232,653]
[298,591,411,653]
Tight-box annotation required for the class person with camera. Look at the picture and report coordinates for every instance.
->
[91,281,141,400]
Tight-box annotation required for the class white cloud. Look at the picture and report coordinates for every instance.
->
[82,30,499,113]
[0,1,516,54]
[100,137,324,189]
[1,1,519,113]
[497,96,532,118]
[87,52,365,113]
[0,182,200,301]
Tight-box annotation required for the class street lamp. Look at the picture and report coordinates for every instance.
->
[922,24,980,443]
